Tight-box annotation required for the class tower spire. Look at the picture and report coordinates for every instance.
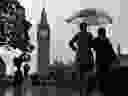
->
[38,8,50,39]
[37,7,50,74]
[40,8,49,29]
[41,8,47,24]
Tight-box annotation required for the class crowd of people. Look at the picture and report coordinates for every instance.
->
[69,22,118,72]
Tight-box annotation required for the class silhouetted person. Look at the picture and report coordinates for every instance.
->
[13,54,26,85]
[69,22,94,72]
[13,56,22,71]
[23,64,30,79]
[93,27,116,72]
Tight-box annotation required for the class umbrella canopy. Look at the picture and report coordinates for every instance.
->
[65,8,112,25]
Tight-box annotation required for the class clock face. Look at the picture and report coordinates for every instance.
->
[41,31,48,37]
[39,30,48,39]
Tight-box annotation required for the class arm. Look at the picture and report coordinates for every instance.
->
[107,40,117,60]
[69,33,79,51]
[112,47,117,60]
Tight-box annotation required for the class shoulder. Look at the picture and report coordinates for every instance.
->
[74,32,81,37]
[104,39,112,45]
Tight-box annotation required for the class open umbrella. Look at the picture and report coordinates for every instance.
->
[65,8,112,25]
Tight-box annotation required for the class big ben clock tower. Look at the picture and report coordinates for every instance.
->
[37,8,50,75]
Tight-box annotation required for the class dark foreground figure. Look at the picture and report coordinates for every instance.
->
[93,27,117,72]
[69,22,94,72]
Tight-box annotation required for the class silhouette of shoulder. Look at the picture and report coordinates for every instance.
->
[93,38,111,48]
[71,32,80,42]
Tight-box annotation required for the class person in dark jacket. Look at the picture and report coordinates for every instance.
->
[69,22,94,72]
[69,22,88,64]
[93,27,116,72]
[23,63,30,79]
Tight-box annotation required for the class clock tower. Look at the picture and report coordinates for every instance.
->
[37,8,50,75]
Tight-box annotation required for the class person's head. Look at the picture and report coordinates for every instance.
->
[97,27,106,38]
[80,22,88,32]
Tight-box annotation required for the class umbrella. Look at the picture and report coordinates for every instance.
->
[65,8,112,25]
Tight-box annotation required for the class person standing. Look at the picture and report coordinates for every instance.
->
[69,22,95,81]
[69,22,89,72]
[93,27,116,72]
